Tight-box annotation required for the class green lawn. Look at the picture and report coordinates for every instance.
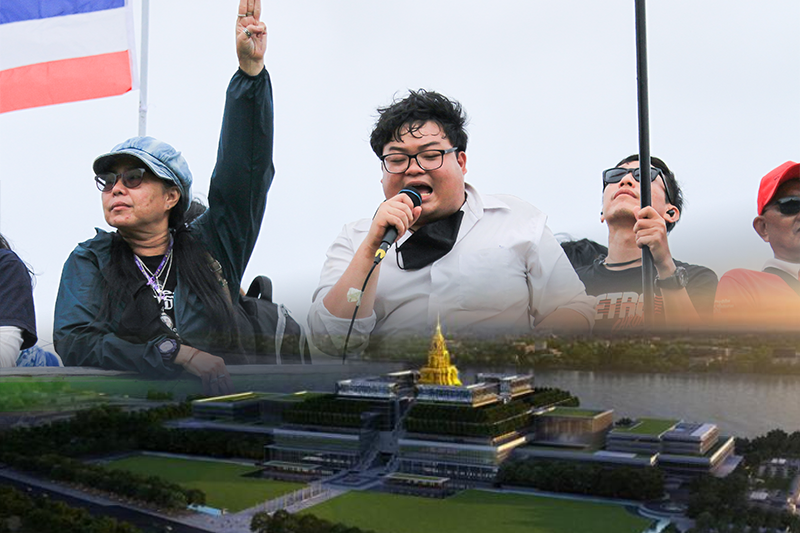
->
[614,418,679,436]
[107,455,304,512]
[0,379,106,412]
[302,489,652,533]
[543,407,607,418]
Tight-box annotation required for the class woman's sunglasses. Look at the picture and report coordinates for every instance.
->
[770,196,800,217]
[95,168,146,192]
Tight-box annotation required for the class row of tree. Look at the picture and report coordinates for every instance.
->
[0,404,266,460]
[0,485,143,533]
[405,399,531,438]
[0,404,273,513]
[405,412,530,438]
[496,459,664,501]
[362,331,800,376]
[1,453,204,510]
[523,387,579,408]
[737,429,800,466]
[687,468,800,533]
[408,398,529,423]
[250,509,376,533]
[283,396,375,428]
[0,403,191,458]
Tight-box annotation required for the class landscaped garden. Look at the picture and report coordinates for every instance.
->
[301,489,652,533]
[107,454,304,512]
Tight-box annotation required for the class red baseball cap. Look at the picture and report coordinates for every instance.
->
[757,161,800,215]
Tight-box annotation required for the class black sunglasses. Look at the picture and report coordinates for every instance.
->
[603,166,663,184]
[95,168,146,192]
[602,166,672,203]
[770,196,800,217]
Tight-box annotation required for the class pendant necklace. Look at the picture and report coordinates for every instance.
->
[133,239,177,334]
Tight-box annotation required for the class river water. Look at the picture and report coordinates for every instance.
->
[461,369,800,438]
[233,364,800,439]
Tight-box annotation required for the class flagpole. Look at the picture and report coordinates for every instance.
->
[634,0,655,329]
[137,0,150,136]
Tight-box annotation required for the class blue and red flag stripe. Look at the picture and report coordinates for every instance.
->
[0,0,135,113]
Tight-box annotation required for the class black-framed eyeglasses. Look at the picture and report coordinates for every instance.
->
[380,147,458,174]
[95,168,146,192]
[769,196,800,217]
[602,166,672,203]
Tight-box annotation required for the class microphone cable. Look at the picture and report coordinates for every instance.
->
[341,261,379,363]
[341,187,421,363]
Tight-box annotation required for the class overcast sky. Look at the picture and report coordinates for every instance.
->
[1,1,798,349]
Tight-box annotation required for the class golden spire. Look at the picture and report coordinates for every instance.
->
[418,318,461,386]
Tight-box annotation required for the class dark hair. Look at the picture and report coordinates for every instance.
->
[560,238,609,269]
[614,154,684,233]
[184,198,208,225]
[100,197,238,348]
[0,233,35,283]
[370,89,468,157]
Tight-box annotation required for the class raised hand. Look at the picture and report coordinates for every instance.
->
[236,0,267,76]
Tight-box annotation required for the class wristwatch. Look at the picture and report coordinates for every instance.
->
[157,337,180,363]
[655,266,688,291]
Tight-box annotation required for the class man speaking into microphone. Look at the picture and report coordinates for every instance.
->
[308,90,594,357]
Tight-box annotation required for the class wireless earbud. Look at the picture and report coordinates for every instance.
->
[667,209,676,217]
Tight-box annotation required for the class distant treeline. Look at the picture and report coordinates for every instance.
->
[364,334,800,375]
[0,403,266,460]
[0,484,143,533]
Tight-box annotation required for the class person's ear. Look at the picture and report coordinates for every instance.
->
[165,188,181,211]
[753,215,770,243]
[664,205,680,224]
[457,150,467,175]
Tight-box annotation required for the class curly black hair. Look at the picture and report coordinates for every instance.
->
[370,89,468,157]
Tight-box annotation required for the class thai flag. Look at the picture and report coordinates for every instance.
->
[0,0,137,113]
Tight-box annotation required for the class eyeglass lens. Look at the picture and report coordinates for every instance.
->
[95,168,146,192]
[603,167,660,184]
[382,150,451,174]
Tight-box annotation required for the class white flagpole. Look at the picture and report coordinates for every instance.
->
[137,0,150,136]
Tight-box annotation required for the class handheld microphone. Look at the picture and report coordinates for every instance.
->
[374,187,422,264]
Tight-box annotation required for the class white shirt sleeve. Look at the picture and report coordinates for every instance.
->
[307,222,377,356]
[526,223,597,328]
[0,325,24,367]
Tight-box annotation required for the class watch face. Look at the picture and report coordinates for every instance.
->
[677,267,688,286]
[158,339,177,354]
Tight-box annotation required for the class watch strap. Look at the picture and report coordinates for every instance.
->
[156,337,181,364]
[655,266,688,291]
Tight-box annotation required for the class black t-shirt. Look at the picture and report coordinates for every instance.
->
[117,253,179,344]
[576,258,718,335]
[0,249,37,349]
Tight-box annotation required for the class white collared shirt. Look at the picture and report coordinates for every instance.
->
[763,258,800,278]
[307,184,595,355]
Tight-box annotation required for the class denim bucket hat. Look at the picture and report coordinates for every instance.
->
[93,136,193,213]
